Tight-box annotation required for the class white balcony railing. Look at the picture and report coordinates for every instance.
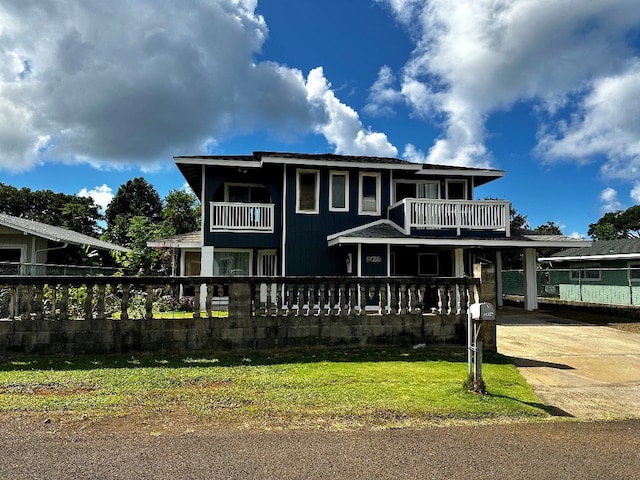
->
[395,199,510,236]
[210,202,274,233]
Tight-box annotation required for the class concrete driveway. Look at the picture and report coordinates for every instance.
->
[497,308,640,419]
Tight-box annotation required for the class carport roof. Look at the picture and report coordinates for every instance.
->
[539,238,640,262]
[147,231,201,248]
[327,221,592,249]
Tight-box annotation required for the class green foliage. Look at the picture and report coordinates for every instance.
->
[104,178,163,246]
[533,221,562,235]
[510,208,530,232]
[0,183,103,237]
[104,179,200,273]
[588,206,640,240]
[162,189,201,235]
[111,216,172,274]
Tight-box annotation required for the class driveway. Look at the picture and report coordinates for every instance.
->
[497,308,640,419]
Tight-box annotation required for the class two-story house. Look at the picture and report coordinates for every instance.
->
[154,151,589,310]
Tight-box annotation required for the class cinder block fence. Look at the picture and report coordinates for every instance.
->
[0,276,480,355]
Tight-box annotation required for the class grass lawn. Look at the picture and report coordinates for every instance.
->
[112,310,228,319]
[0,347,549,431]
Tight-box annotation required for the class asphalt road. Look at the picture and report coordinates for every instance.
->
[1,416,639,480]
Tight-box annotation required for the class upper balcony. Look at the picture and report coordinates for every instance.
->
[388,199,511,237]
[210,202,275,233]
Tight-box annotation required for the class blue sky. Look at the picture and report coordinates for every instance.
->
[1,0,640,238]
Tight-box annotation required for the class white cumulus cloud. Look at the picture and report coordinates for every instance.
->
[374,0,640,173]
[0,0,396,172]
[78,184,114,212]
[599,187,623,213]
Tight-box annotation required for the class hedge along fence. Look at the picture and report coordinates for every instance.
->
[0,275,480,355]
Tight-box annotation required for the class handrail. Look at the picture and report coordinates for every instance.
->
[394,198,510,236]
[210,202,274,232]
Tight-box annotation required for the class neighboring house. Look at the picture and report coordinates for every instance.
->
[0,212,129,275]
[154,151,589,310]
[539,239,640,306]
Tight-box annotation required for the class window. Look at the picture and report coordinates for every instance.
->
[213,250,252,276]
[184,251,201,276]
[630,263,640,282]
[329,171,349,211]
[359,172,381,215]
[445,179,467,200]
[418,253,439,276]
[296,169,319,214]
[0,248,22,275]
[570,264,601,281]
[224,183,270,203]
[394,181,439,203]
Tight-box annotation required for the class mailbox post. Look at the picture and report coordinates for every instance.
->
[468,302,496,393]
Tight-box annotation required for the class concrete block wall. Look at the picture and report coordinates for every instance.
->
[0,280,475,355]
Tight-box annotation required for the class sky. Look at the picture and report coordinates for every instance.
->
[1,0,640,238]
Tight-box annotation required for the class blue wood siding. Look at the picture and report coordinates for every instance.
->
[284,166,391,276]
[203,165,282,249]
[361,245,387,276]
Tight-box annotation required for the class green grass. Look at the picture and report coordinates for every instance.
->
[112,310,228,319]
[0,347,549,430]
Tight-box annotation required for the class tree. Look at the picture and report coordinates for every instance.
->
[533,221,562,235]
[106,181,201,274]
[502,207,563,269]
[111,216,172,274]
[104,178,163,246]
[162,189,201,235]
[0,183,102,237]
[588,206,640,240]
[510,208,530,232]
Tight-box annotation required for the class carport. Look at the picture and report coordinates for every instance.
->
[497,307,640,418]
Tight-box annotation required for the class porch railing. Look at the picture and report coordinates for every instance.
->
[0,275,479,321]
[390,199,510,236]
[0,275,481,354]
[210,202,274,233]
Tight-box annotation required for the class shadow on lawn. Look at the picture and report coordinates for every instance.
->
[0,345,487,371]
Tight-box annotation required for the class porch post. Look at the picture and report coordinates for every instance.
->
[496,251,503,308]
[200,246,215,307]
[454,248,465,277]
[523,248,538,311]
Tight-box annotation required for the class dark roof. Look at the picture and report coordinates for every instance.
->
[328,221,591,248]
[175,151,506,196]
[541,239,640,261]
[255,151,415,165]
[0,213,129,252]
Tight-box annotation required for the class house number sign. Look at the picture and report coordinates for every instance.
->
[366,255,382,263]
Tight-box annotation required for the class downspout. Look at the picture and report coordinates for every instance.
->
[35,242,69,262]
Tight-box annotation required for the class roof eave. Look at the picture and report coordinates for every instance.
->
[539,253,640,262]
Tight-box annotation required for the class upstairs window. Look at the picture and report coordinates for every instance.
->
[329,171,349,211]
[445,179,467,200]
[224,183,270,203]
[394,181,439,203]
[296,169,319,214]
[359,172,381,215]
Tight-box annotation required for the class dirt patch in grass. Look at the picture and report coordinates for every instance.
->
[0,384,99,396]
